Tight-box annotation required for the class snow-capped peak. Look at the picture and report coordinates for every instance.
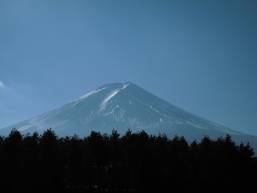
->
[1,81,255,154]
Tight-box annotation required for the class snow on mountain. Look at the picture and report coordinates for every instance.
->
[0,81,256,150]
[79,87,107,100]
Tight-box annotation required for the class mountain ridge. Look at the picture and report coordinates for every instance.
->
[0,81,256,151]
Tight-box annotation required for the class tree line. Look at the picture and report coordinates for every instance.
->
[0,129,256,193]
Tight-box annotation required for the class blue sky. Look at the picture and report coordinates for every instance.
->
[0,0,257,135]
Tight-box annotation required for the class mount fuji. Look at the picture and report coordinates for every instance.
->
[1,82,256,149]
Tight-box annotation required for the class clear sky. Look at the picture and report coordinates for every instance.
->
[0,0,257,135]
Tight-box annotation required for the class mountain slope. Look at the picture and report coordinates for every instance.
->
[0,82,256,149]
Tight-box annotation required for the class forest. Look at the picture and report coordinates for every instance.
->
[0,129,256,193]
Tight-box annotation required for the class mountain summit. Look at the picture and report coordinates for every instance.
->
[1,82,256,149]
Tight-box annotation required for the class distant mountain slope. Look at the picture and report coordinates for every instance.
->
[1,82,256,150]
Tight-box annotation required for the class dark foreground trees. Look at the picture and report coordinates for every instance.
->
[0,129,256,193]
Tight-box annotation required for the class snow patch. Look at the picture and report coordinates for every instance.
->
[100,89,120,111]
[122,82,130,89]
[104,105,120,116]
[79,87,106,100]
[69,87,107,108]
[150,105,170,119]
[99,83,130,111]
[150,105,160,114]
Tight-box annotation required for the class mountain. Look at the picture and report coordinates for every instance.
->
[1,82,256,150]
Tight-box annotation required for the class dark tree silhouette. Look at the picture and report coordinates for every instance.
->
[0,129,256,193]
